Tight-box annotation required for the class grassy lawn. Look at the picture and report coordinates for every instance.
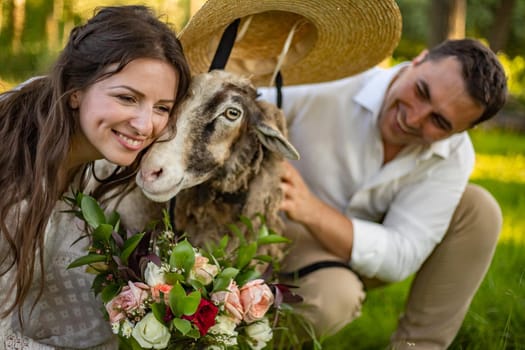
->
[320,128,525,349]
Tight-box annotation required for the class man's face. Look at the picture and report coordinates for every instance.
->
[379,54,484,148]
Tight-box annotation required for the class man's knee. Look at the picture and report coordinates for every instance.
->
[290,267,366,337]
[450,184,502,247]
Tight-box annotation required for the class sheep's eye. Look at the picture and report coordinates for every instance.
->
[224,107,242,121]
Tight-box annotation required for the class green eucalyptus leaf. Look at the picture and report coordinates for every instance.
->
[92,224,114,243]
[116,336,142,350]
[169,239,195,275]
[239,215,254,233]
[168,282,186,317]
[219,235,229,250]
[220,267,239,280]
[118,336,133,350]
[161,209,173,231]
[236,268,261,287]
[188,279,206,297]
[212,267,239,292]
[100,283,121,303]
[168,282,201,317]
[92,273,110,296]
[227,223,246,245]
[236,241,257,269]
[257,224,269,238]
[211,236,228,259]
[106,211,120,228]
[74,192,84,206]
[253,254,273,263]
[187,328,201,339]
[182,291,201,316]
[120,233,145,264]
[164,272,185,285]
[151,303,167,324]
[172,318,192,335]
[67,254,106,269]
[257,234,291,245]
[81,195,106,228]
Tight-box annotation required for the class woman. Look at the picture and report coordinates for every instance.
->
[0,6,190,349]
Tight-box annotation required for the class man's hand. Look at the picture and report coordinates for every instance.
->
[279,161,354,261]
[280,161,320,224]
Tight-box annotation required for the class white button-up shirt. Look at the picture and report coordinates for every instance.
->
[258,64,474,282]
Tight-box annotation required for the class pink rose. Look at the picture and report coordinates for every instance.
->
[105,281,150,323]
[151,284,173,303]
[211,280,244,324]
[239,279,274,323]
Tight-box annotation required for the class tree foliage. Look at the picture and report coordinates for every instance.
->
[1,0,525,88]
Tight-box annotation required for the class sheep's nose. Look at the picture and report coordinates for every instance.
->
[141,167,163,183]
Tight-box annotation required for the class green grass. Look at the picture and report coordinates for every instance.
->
[319,128,525,349]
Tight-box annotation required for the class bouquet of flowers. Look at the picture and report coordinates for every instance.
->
[65,192,309,350]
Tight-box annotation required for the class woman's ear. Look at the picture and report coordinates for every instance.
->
[69,91,81,109]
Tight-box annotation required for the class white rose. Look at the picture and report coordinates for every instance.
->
[245,318,273,350]
[144,262,166,286]
[208,315,238,347]
[132,313,170,349]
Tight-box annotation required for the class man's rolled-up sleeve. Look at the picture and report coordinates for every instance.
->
[350,143,474,282]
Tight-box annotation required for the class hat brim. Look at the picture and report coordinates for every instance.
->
[179,0,402,86]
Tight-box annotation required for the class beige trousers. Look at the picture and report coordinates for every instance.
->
[280,184,502,349]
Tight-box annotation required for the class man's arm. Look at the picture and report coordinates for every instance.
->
[280,161,354,261]
[280,138,474,282]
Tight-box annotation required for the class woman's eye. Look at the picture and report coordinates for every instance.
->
[224,107,242,121]
[155,105,171,115]
[118,95,136,103]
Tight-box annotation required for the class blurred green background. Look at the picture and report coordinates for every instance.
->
[1,0,525,116]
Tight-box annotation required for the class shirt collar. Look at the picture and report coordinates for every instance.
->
[354,63,409,121]
[418,138,450,160]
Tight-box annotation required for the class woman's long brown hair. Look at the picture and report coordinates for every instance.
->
[0,5,190,320]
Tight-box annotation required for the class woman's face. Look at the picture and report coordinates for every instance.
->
[69,58,178,167]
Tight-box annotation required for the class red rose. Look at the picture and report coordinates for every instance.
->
[182,299,219,336]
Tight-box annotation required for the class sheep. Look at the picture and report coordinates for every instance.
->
[135,69,299,261]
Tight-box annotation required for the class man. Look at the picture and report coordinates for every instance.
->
[259,38,507,349]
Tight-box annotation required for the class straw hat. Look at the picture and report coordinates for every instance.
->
[179,0,402,86]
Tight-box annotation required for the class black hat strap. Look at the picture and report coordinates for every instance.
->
[207,17,284,108]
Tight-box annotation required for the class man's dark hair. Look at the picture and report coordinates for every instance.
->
[423,38,507,126]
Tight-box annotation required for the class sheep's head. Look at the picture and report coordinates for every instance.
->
[136,70,299,202]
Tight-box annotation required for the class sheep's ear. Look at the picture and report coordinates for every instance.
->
[255,123,300,160]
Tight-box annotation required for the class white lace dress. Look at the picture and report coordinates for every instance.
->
[0,199,117,350]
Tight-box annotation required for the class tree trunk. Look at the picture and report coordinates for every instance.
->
[1,0,15,50]
[448,0,466,40]
[428,0,466,47]
[429,0,449,47]
[12,0,25,53]
[488,0,516,53]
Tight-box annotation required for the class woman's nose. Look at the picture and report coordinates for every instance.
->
[130,107,154,136]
